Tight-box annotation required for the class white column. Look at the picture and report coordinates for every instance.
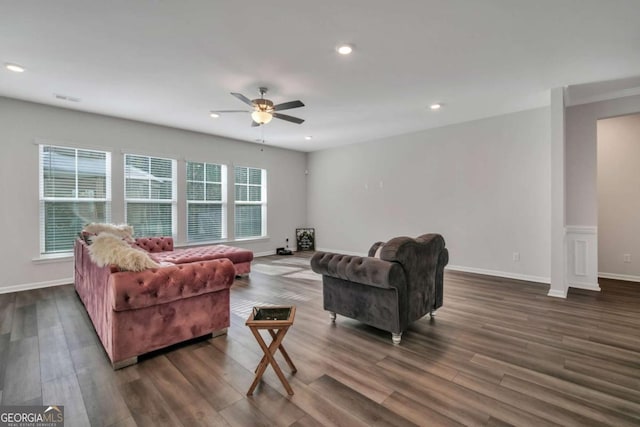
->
[549,87,567,298]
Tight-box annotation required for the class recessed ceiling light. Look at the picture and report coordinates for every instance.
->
[336,44,353,55]
[210,112,220,118]
[430,103,442,110]
[5,63,25,73]
[305,136,313,140]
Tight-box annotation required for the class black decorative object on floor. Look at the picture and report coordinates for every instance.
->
[296,228,315,251]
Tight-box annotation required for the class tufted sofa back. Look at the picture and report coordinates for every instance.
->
[135,236,174,253]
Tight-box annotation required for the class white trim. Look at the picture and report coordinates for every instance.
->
[598,272,640,283]
[254,250,276,257]
[565,226,599,293]
[445,264,550,284]
[568,280,601,291]
[547,288,568,298]
[32,254,73,264]
[564,225,597,234]
[573,240,587,276]
[0,277,73,295]
[316,247,367,257]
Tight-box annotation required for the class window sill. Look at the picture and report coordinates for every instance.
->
[32,237,271,262]
[32,253,73,264]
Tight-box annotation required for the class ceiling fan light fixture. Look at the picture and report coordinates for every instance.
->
[251,110,273,125]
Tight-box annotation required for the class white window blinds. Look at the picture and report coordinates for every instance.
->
[186,161,226,242]
[39,144,111,254]
[125,154,176,237]
[234,166,266,238]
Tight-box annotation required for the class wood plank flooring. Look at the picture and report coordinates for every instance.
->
[1,253,639,426]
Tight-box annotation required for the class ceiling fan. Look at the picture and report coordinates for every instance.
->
[212,87,305,127]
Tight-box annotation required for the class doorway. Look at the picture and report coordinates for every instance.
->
[597,113,640,283]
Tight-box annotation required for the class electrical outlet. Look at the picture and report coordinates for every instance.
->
[512,252,520,262]
[624,254,631,263]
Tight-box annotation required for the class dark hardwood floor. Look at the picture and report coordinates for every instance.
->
[1,253,639,426]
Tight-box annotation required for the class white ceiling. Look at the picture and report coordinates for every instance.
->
[1,1,640,152]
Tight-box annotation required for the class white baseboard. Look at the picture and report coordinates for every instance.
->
[547,288,568,298]
[598,272,640,283]
[568,280,601,291]
[316,248,367,257]
[254,250,277,257]
[0,277,73,295]
[446,264,550,285]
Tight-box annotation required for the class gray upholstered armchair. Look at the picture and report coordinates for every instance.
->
[310,234,448,344]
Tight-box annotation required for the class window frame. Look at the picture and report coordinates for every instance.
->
[234,165,267,239]
[124,153,177,238]
[38,144,112,255]
[186,160,227,243]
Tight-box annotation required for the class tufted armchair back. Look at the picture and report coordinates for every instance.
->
[134,236,174,253]
[369,233,448,323]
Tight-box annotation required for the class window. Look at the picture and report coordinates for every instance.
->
[125,154,176,237]
[234,166,266,238]
[186,161,226,242]
[39,144,111,254]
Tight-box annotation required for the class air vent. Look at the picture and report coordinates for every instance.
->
[54,94,81,102]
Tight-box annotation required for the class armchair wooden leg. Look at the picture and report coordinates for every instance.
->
[391,332,402,345]
[329,311,336,322]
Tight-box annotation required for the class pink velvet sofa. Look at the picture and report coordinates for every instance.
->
[74,237,238,368]
[134,237,254,275]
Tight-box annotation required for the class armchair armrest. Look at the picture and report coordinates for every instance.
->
[311,252,406,290]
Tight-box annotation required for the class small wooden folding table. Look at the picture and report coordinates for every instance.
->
[245,305,297,395]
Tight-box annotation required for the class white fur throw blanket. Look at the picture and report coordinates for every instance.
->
[83,223,134,240]
[88,232,159,272]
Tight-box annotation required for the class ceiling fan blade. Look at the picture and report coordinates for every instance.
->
[273,113,305,124]
[231,92,255,107]
[274,100,305,111]
[251,120,261,127]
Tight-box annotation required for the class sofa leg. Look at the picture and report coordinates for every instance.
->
[430,309,437,318]
[329,311,336,322]
[211,328,228,338]
[391,333,402,345]
[113,356,138,370]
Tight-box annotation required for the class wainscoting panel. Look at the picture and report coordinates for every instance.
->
[565,226,601,291]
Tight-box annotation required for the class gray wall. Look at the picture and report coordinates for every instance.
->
[0,97,307,290]
[307,107,551,282]
[597,113,640,278]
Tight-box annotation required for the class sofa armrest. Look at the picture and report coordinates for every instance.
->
[135,236,174,253]
[311,252,406,290]
[110,258,235,311]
